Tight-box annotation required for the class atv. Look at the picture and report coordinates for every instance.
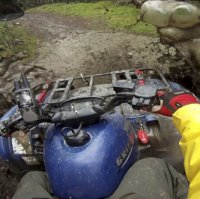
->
[0,68,185,199]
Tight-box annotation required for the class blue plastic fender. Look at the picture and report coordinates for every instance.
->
[0,106,18,161]
[0,105,38,172]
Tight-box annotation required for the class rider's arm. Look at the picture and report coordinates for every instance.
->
[173,104,200,199]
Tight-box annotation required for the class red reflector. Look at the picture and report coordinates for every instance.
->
[156,90,166,97]
[38,90,47,104]
[137,130,149,144]
[135,69,143,75]
[138,79,145,86]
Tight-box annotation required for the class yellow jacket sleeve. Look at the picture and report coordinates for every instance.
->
[173,104,200,199]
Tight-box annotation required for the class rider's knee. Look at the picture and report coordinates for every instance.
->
[20,171,47,184]
[137,157,165,166]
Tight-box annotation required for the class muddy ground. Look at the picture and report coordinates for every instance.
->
[0,12,187,198]
[15,13,182,77]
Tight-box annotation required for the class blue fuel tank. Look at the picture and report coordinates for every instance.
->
[44,112,138,199]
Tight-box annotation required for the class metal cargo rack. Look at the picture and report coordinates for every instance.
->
[33,68,170,105]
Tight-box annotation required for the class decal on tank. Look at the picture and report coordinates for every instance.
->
[116,120,135,167]
[116,142,133,167]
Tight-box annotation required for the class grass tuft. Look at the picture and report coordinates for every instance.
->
[0,22,36,61]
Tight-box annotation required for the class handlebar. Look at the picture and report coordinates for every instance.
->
[0,90,160,135]
[51,90,159,127]
[0,69,166,135]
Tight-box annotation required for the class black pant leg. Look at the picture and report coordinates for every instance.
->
[12,171,56,199]
[109,158,188,199]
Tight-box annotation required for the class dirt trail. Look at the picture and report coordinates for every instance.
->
[16,13,172,78]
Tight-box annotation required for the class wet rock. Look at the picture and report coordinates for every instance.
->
[168,47,177,56]
[170,2,200,28]
[140,1,171,27]
[13,39,24,45]
[13,22,20,26]
[126,52,133,58]
[141,1,200,28]
[172,39,200,71]
[140,0,200,89]
[14,51,29,60]
[159,25,200,43]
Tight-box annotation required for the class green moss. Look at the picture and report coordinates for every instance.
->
[133,22,157,36]
[0,22,36,61]
[28,1,157,35]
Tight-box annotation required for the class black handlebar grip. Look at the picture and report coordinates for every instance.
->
[52,110,99,127]
[21,73,30,88]
[52,112,77,123]
[14,80,21,90]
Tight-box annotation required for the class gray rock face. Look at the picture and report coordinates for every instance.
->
[171,2,200,28]
[140,0,200,69]
[141,1,200,28]
[141,1,172,27]
[159,25,200,43]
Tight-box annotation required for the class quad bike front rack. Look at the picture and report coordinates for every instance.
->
[33,68,171,106]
